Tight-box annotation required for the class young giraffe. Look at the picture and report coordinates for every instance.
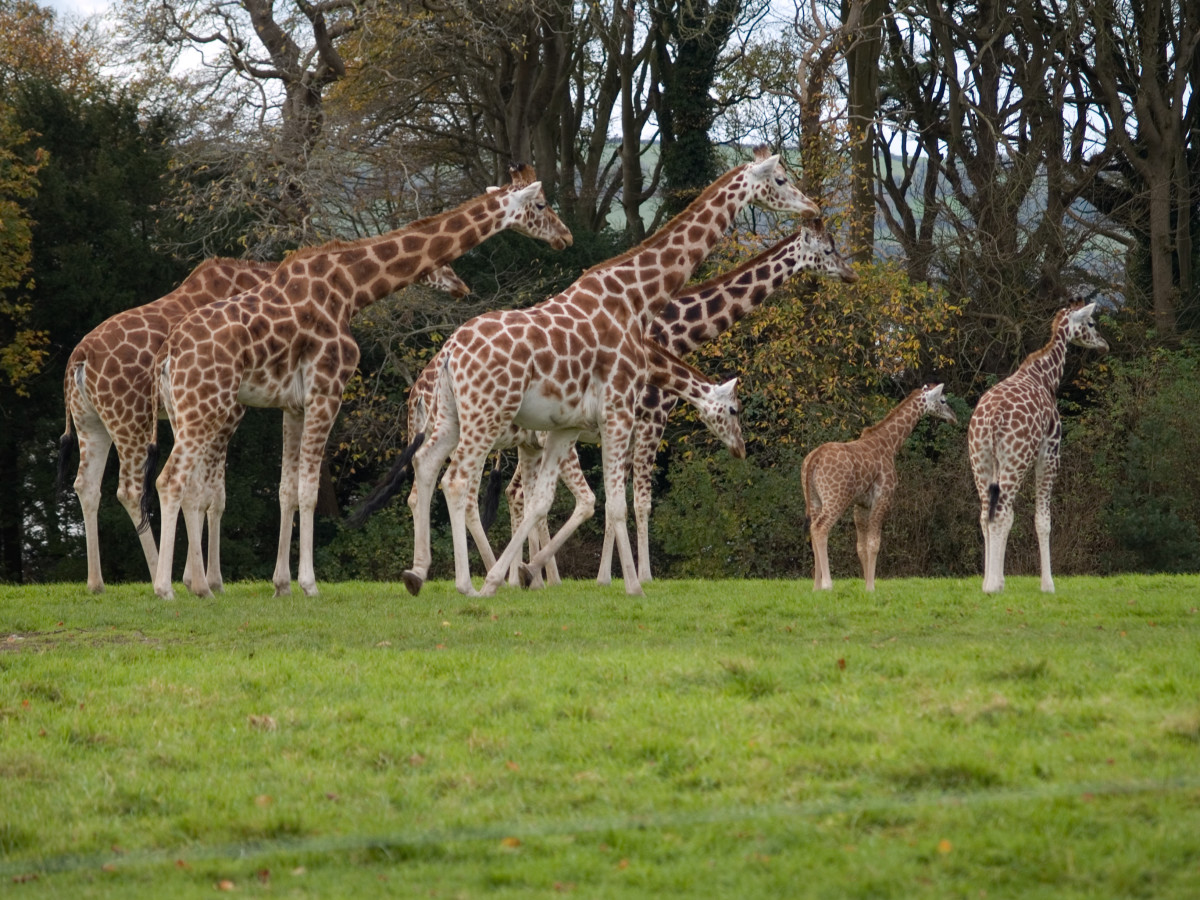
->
[598,219,860,583]
[150,165,571,600]
[58,260,468,595]
[803,384,957,591]
[968,302,1107,593]
[404,148,820,598]
[59,258,276,593]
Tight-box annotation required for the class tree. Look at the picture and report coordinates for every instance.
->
[1080,0,1200,337]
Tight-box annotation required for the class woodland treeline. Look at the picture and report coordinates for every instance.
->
[1,0,1197,585]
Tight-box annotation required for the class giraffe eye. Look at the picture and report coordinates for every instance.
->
[536,201,547,210]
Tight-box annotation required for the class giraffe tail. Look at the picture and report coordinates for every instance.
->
[480,454,504,533]
[137,443,158,534]
[346,432,425,529]
[987,483,1000,522]
[57,413,76,499]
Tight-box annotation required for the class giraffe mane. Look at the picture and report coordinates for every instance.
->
[646,340,708,381]
[859,387,925,437]
[277,180,521,268]
[1017,304,1080,370]
[184,256,274,278]
[676,229,804,294]
[578,163,750,278]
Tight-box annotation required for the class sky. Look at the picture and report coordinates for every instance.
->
[43,0,110,19]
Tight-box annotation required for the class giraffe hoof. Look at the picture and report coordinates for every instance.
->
[402,570,424,596]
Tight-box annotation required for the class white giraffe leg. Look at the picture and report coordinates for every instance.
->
[1034,438,1059,593]
[73,421,114,594]
[295,399,340,598]
[404,372,463,596]
[520,447,596,588]
[982,503,1013,594]
[484,431,581,596]
[273,410,303,596]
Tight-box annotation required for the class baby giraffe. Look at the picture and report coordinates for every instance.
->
[802,384,957,590]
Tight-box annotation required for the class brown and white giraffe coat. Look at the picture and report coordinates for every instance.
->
[803,384,957,591]
[61,258,277,593]
[150,165,571,600]
[968,303,1108,593]
[404,148,820,598]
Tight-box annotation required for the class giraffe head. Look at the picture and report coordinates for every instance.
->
[744,146,821,221]
[693,378,746,459]
[418,264,470,298]
[487,163,573,250]
[801,217,858,283]
[1062,302,1109,353]
[918,383,958,425]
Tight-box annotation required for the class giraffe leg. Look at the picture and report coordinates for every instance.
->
[521,447,595,588]
[630,412,665,584]
[179,490,211,599]
[485,431,580,596]
[294,399,340,598]
[810,516,834,591]
[404,394,462,595]
[598,414,641,596]
[197,406,242,595]
[1034,435,1060,593]
[983,503,1014,594]
[504,466,525,587]
[273,410,303,596]
[73,420,114,594]
[854,496,889,592]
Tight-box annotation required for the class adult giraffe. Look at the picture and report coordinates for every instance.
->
[59,260,468,594]
[968,302,1107,593]
[59,258,276,593]
[150,165,570,600]
[404,148,820,598]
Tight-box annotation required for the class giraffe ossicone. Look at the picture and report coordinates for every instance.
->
[968,301,1108,594]
[803,383,957,591]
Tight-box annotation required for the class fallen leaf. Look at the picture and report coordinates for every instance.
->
[254,794,272,807]
[937,839,952,855]
[291,867,306,876]
[505,760,520,771]
[256,869,270,885]
[376,640,392,647]
[175,860,191,870]
[837,658,846,670]
[216,878,236,891]
[11,873,38,884]
[101,863,117,873]
[500,836,521,849]
[248,715,277,732]
[617,858,630,870]
[408,753,425,767]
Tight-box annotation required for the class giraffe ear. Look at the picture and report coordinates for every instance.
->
[486,186,501,194]
[512,181,544,203]
[715,378,739,402]
[749,153,781,179]
[1068,302,1097,324]
[927,383,945,400]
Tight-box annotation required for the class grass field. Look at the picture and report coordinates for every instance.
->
[2,575,1199,898]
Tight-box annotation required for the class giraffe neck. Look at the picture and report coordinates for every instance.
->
[651,231,810,355]
[645,343,712,405]
[859,389,925,458]
[582,163,760,327]
[1015,316,1070,396]
[278,190,514,322]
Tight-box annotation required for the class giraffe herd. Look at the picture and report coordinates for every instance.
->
[59,150,1108,598]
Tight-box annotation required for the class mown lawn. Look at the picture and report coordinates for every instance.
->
[1,575,1198,898]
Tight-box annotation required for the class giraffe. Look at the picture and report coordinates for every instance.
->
[347,337,745,591]
[967,302,1108,593]
[58,260,468,595]
[803,384,957,591]
[59,258,277,593]
[149,164,571,600]
[598,219,860,584]
[403,147,820,598]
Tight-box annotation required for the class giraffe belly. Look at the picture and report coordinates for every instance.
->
[513,383,601,432]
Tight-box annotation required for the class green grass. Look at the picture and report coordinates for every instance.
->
[2,575,1199,898]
